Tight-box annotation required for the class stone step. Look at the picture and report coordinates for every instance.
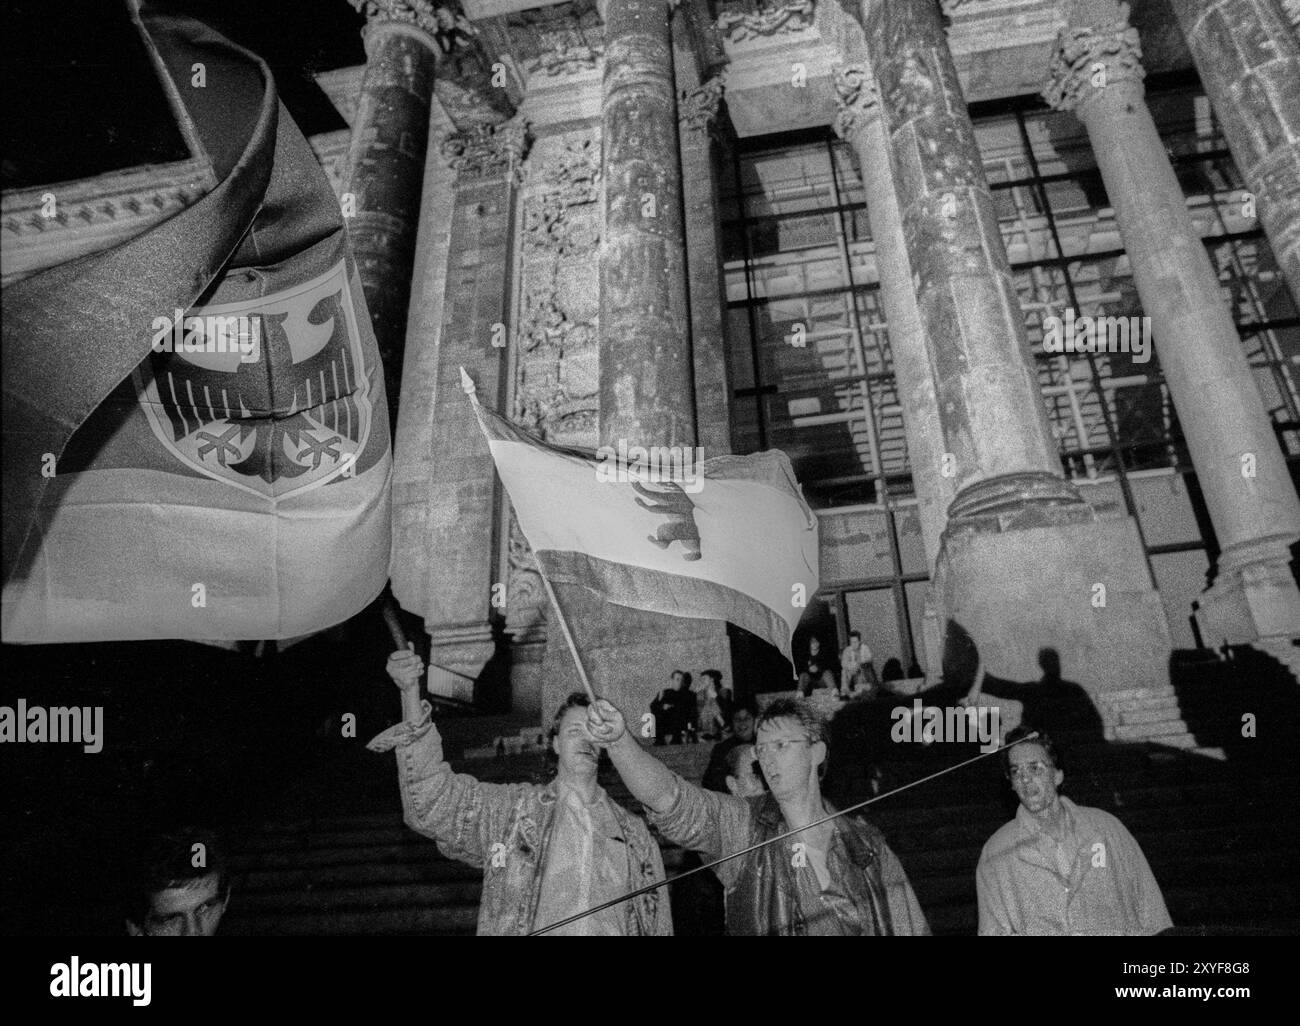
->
[1104,685,1178,704]
[221,905,478,936]
[220,848,1300,936]
[229,767,1296,857]
[236,880,485,912]
[1113,705,1190,725]
[1113,720,1192,741]
[1109,695,1183,715]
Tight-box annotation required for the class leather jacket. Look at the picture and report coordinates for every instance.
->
[650,775,930,936]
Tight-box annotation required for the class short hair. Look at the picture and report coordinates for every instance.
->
[849,630,862,640]
[1001,725,1063,777]
[756,698,826,748]
[127,827,229,926]
[701,669,722,686]
[724,743,757,779]
[680,671,693,689]
[730,699,758,722]
[544,691,591,780]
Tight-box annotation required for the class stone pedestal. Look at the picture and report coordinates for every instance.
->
[860,0,1174,691]
[1045,3,1300,648]
[1170,0,1300,311]
[341,8,442,422]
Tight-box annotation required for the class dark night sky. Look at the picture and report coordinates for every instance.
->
[1,0,366,190]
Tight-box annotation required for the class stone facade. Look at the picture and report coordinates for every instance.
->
[306,0,1300,726]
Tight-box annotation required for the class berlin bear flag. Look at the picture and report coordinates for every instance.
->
[460,370,819,662]
[1,3,391,643]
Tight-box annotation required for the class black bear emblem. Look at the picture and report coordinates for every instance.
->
[632,479,702,562]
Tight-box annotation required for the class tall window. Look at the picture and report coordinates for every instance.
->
[721,129,926,675]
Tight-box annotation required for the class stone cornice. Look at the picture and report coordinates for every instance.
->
[1,157,218,287]
[831,63,880,141]
[439,117,532,184]
[1043,7,1145,113]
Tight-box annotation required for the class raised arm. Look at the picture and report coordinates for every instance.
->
[587,697,752,869]
[367,647,526,867]
[586,698,679,813]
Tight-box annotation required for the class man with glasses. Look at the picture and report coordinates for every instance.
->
[588,695,929,935]
[976,727,1171,935]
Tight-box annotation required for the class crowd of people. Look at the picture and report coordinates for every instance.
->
[361,648,1171,937]
[124,645,1171,938]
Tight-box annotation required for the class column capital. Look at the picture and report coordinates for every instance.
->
[679,74,726,133]
[1043,8,1145,114]
[831,63,881,143]
[438,118,531,186]
[348,0,447,51]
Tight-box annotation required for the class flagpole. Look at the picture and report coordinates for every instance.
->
[459,367,598,705]
[535,567,599,705]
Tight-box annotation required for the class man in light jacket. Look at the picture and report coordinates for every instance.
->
[369,647,671,936]
[977,727,1171,935]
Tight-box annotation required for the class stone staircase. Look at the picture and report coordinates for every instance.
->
[218,653,1299,936]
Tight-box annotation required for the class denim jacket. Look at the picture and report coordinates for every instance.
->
[368,702,671,936]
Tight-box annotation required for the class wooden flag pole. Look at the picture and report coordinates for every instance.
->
[535,564,599,705]
[460,366,597,704]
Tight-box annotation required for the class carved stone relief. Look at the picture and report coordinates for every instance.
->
[715,0,816,42]
[505,0,605,79]
[505,128,604,630]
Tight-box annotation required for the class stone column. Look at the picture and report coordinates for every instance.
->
[1045,3,1300,647]
[675,47,733,455]
[1169,0,1300,311]
[391,120,529,709]
[341,0,442,423]
[832,62,951,680]
[861,0,1173,695]
[599,0,696,445]
[831,64,952,569]
[540,0,730,724]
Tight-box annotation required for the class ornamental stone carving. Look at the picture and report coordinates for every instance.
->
[514,2,605,77]
[506,511,546,632]
[1043,6,1145,113]
[715,0,816,42]
[679,74,726,132]
[520,138,601,253]
[831,63,881,141]
[348,0,443,35]
[439,118,531,185]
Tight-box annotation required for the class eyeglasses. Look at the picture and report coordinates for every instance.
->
[1007,761,1053,781]
[754,738,812,757]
